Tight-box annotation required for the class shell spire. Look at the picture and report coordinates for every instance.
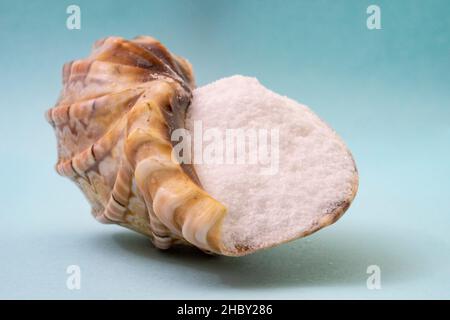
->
[46,36,227,253]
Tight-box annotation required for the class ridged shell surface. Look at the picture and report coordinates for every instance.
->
[46,36,227,254]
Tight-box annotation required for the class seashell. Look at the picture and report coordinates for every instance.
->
[46,36,358,256]
[46,36,226,253]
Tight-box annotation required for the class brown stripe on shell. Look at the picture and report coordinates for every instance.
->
[102,164,133,222]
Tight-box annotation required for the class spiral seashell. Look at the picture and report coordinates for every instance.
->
[47,36,358,257]
[46,36,226,254]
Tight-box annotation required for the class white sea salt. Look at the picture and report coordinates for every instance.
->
[186,75,357,253]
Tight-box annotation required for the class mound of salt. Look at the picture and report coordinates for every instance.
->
[186,75,358,255]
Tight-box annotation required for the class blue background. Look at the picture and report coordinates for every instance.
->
[0,0,449,299]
